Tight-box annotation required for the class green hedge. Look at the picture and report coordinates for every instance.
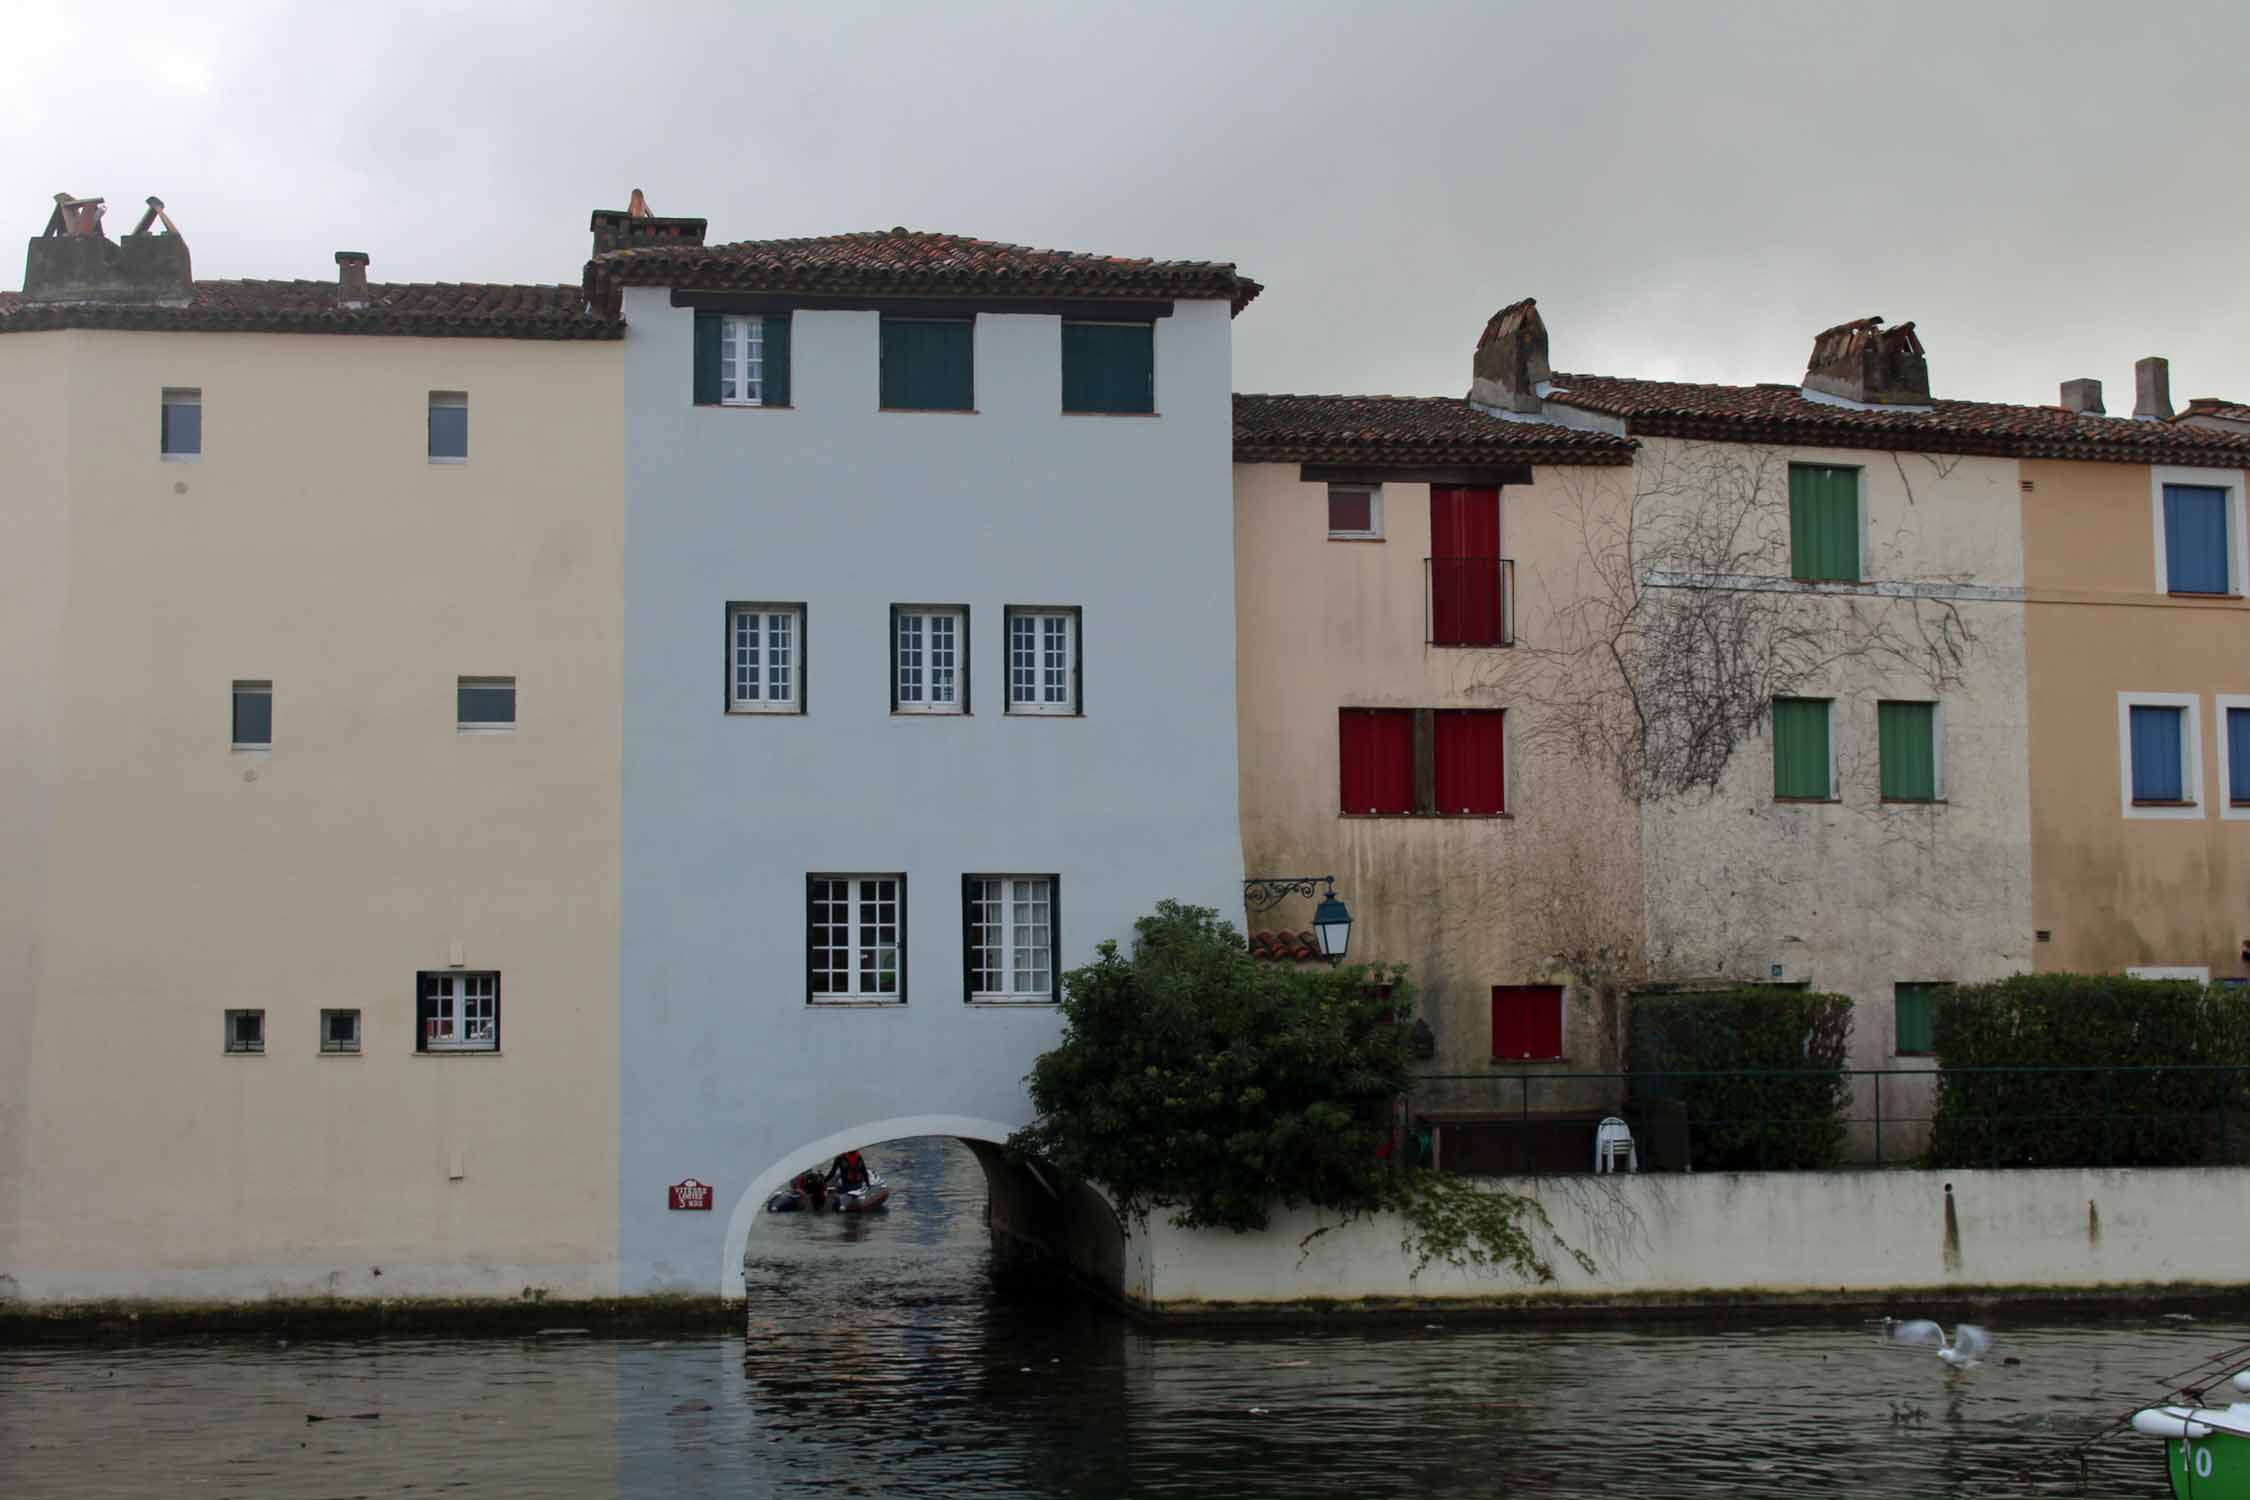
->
[1627,988,1854,1169]
[1926,974,2250,1168]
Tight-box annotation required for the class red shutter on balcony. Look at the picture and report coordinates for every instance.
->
[1491,985,1564,1061]
[1430,487,1501,645]
[1434,709,1505,814]
[1339,709,1414,813]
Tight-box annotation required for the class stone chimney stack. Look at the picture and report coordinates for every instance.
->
[335,251,369,309]
[1469,298,1551,414]
[2135,357,2174,421]
[1801,316,1930,405]
[22,190,192,306]
[2059,378,2105,416]
[588,187,706,260]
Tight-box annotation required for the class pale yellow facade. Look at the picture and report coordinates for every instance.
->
[0,328,623,1302]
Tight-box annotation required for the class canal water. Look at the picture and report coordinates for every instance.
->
[0,1136,2218,1497]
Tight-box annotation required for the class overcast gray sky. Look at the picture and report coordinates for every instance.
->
[8,1,2247,408]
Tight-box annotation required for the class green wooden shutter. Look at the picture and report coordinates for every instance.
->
[1894,982,1948,1055]
[1878,701,1937,801]
[1789,465,1860,581]
[880,319,974,410]
[1772,698,1831,799]
[761,315,791,406]
[693,312,722,405]
[1062,323,1154,413]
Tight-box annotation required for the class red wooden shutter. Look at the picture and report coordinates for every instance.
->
[1434,709,1505,813]
[1339,709,1414,813]
[1491,985,1564,1061]
[1430,487,1501,645]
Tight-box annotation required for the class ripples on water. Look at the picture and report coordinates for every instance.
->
[0,1137,2208,1497]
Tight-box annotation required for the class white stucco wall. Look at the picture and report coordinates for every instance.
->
[1128,1167,2250,1307]
[615,289,1245,1296]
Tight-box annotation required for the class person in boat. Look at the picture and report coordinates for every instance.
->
[827,1150,872,1194]
[792,1169,827,1205]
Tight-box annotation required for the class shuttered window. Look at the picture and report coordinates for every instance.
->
[2164,484,2232,594]
[1789,465,1859,582]
[231,680,272,749]
[2130,704,2187,802]
[1434,710,1506,814]
[2231,707,2250,806]
[1772,697,1833,800]
[1894,982,1951,1056]
[1878,701,1938,801]
[693,313,791,407]
[1491,985,1564,1061]
[1062,322,1154,414]
[881,318,973,411]
[1340,709,1414,813]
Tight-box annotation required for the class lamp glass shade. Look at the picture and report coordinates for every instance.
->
[1312,893,1352,964]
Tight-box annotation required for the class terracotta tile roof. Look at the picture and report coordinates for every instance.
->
[589,227,1260,313]
[1234,393,1636,467]
[0,280,620,340]
[2180,397,2250,426]
[1545,372,2250,466]
[1248,929,1325,963]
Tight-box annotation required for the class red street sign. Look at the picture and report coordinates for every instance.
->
[668,1178,713,1211]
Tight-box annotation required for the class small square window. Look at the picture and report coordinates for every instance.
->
[428,392,468,462]
[1328,484,1381,539]
[1005,607,1080,716]
[458,676,516,730]
[880,318,974,412]
[729,605,805,713]
[418,971,499,1051]
[1061,322,1153,414]
[232,680,272,749]
[1491,985,1564,1061]
[321,1008,362,1054]
[894,606,967,714]
[162,388,202,458]
[224,1008,265,1054]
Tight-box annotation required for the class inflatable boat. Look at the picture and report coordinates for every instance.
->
[829,1173,890,1213]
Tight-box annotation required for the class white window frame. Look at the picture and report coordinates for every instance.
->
[894,606,967,715]
[718,314,765,407]
[420,971,499,1051]
[457,675,516,733]
[427,390,468,464]
[2117,690,2204,820]
[1327,482,1383,540]
[1006,607,1079,716]
[2221,694,2250,822]
[808,874,905,1003]
[161,387,201,460]
[2150,466,2247,597]
[967,875,1057,1003]
[729,604,803,714]
[320,1008,362,1055]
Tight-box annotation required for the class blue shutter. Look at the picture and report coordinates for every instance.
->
[2164,485,2231,594]
[2130,705,2185,802]
[2231,707,2250,806]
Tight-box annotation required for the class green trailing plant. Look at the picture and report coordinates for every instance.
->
[1926,974,2250,1168]
[1628,987,1854,1169]
[1010,900,1584,1282]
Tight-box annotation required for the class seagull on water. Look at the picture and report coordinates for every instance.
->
[1884,1318,1993,1369]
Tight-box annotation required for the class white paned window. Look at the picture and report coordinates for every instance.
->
[809,876,904,1001]
[896,607,965,713]
[968,876,1055,1001]
[719,315,765,406]
[420,971,498,1051]
[730,605,802,712]
[1007,608,1078,715]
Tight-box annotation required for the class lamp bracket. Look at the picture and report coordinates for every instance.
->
[1241,875,1336,915]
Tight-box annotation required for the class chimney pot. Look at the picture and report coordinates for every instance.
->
[2135,357,2174,421]
[2059,378,2104,416]
[336,250,369,309]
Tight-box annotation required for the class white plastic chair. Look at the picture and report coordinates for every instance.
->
[1594,1116,1638,1174]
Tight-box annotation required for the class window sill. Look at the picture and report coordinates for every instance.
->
[1788,576,1862,586]
[1062,409,1158,418]
[413,1048,501,1057]
[1880,797,1946,805]
[879,407,977,415]
[1005,708,1082,719]
[807,999,907,1009]
[1892,1052,1935,1061]
[967,997,1059,1007]
[699,401,793,411]
[161,453,201,463]
[727,704,803,716]
[223,1049,265,1057]
[1773,796,1841,804]
[318,1050,363,1058]
[1328,534,1385,543]
[1487,1055,1568,1066]
[1340,811,1512,820]
[457,725,517,735]
[1428,641,1515,651]
[2165,590,2240,600]
[231,744,272,754]
[2131,800,2198,808]
[893,708,968,717]
[427,456,468,466]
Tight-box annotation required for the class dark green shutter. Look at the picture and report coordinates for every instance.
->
[1878,701,1937,801]
[1789,465,1859,581]
[762,315,791,406]
[961,875,978,1003]
[1062,323,1154,413]
[1894,982,1948,1055]
[880,319,974,410]
[1772,698,1831,799]
[693,312,722,405]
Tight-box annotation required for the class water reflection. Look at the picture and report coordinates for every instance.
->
[0,1137,2208,1497]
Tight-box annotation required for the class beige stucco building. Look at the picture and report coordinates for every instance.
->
[0,207,624,1303]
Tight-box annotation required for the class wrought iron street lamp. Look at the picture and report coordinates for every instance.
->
[1242,875,1353,967]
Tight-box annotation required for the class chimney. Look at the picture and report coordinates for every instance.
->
[23,190,191,306]
[335,251,369,309]
[588,187,706,260]
[2059,378,2104,416]
[2135,357,2174,421]
[1469,298,1551,414]
[1802,316,1930,405]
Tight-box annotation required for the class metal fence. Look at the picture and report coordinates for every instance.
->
[1404,1065,2250,1174]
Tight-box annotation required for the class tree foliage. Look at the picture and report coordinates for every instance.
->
[1628,987,1855,1169]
